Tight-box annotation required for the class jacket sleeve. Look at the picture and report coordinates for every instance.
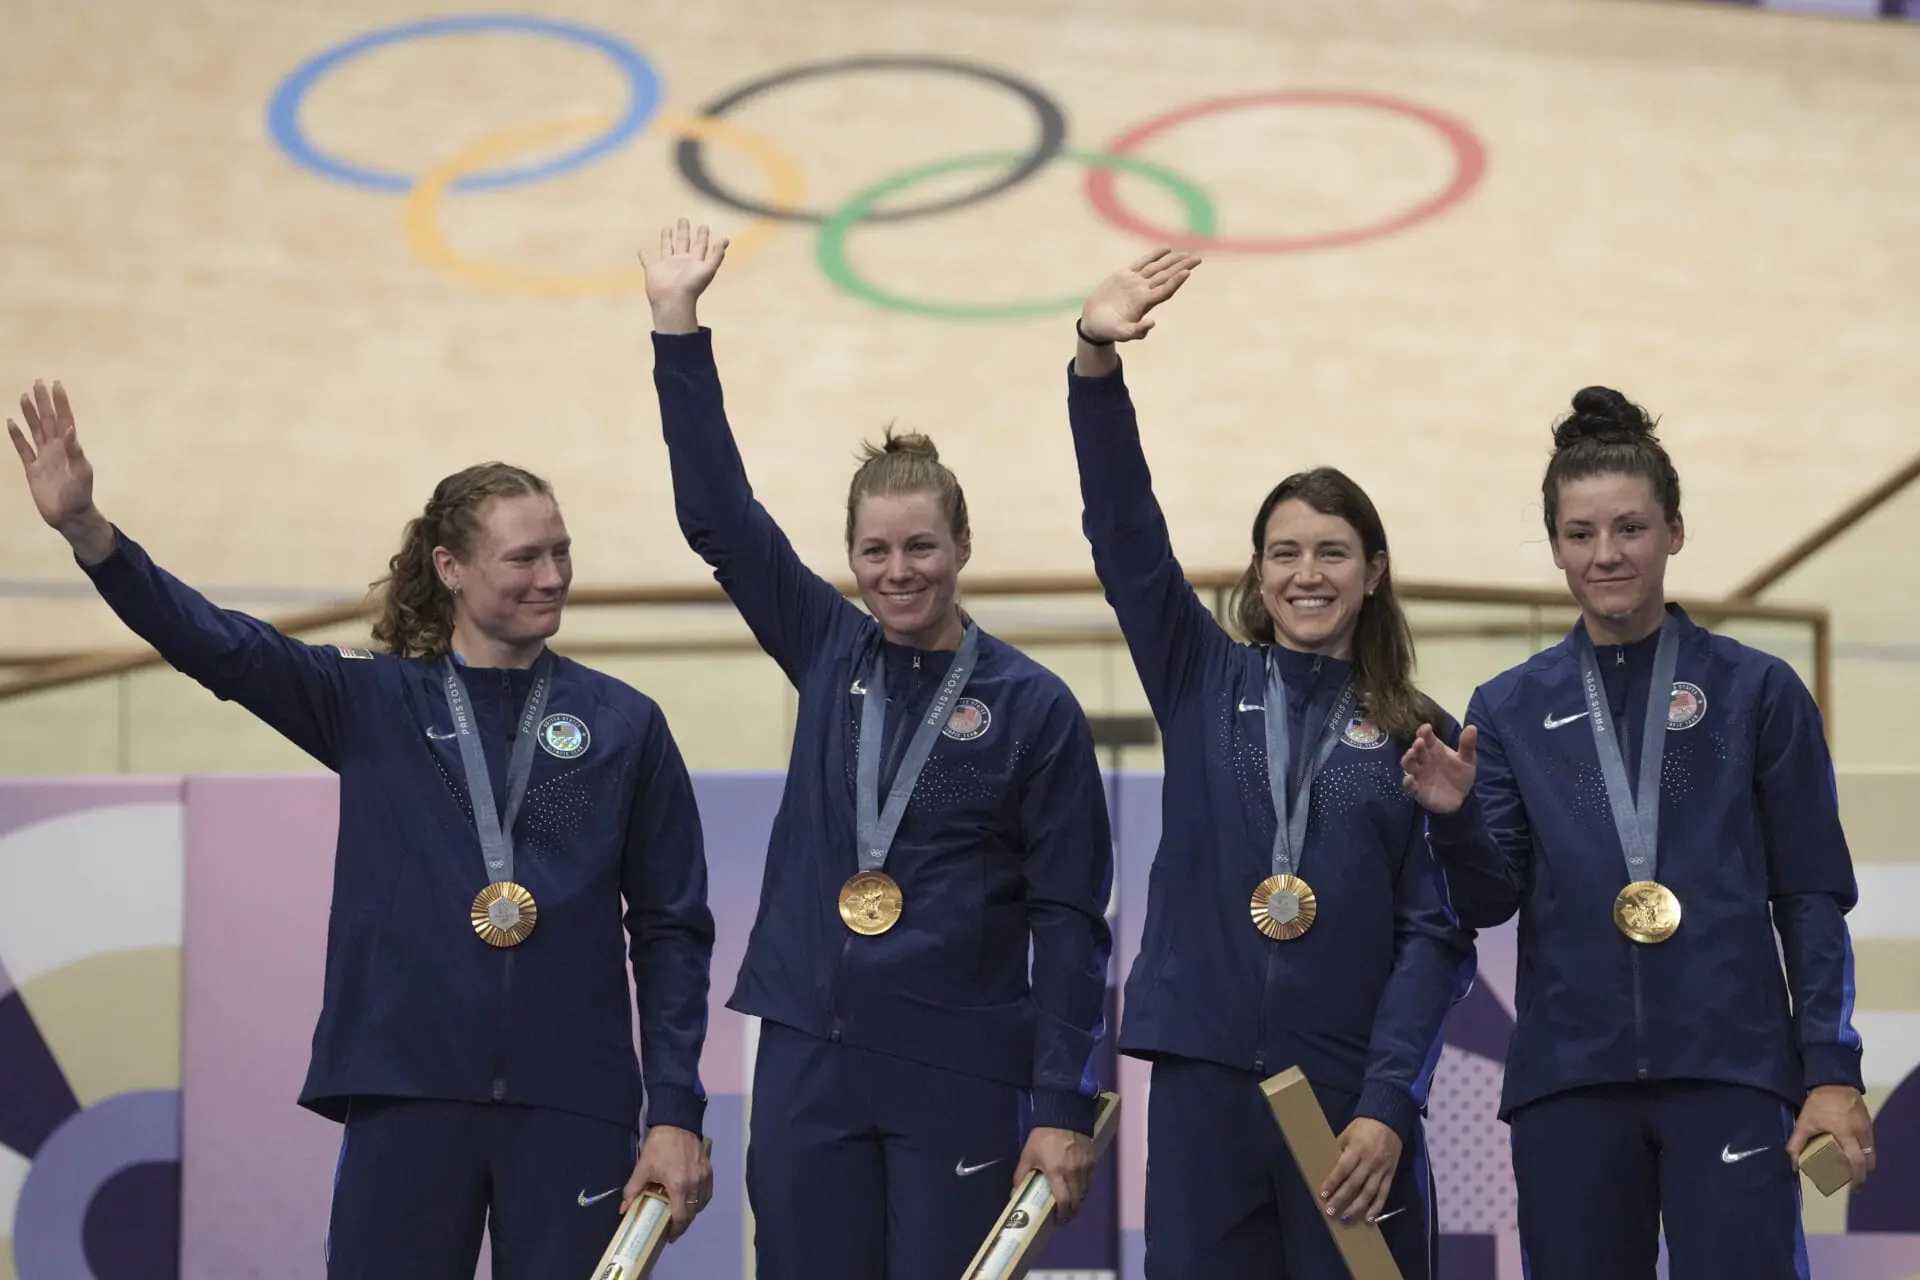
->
[1423,689,1531,928]
[79,528,349,768]
[1755,661,1865,1093]
[1019,689,1116,1135]
[652,328,864,685]
[1357,726,1478,1140]
[1067,359,1233,722]
[620,699,717,1134]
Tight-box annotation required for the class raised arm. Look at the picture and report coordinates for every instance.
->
[642,220,862,684]
[1403,695,1530,928]
[1068,251,1229,721]
[1753,663,1874,1187]
[9,382,348,765]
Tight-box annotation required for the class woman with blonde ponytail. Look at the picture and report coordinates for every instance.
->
[8,386,716,1279]
[643,218,1115,1280]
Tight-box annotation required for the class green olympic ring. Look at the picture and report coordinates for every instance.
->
[816,148,1216,321]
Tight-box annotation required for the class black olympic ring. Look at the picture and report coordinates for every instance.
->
[673,53,1068,225]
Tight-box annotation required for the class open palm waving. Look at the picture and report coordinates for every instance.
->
[9,380,114,564]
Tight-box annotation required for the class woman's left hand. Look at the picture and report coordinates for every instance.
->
[1319,1117,1403,1225]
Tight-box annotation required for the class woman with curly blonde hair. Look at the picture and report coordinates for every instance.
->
[9,383,716,1280]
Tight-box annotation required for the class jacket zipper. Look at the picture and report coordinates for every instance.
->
[829,648,925,1041]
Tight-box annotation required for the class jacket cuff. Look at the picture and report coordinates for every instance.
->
[75,525,132,581]
[1424,793,1485,845]
[651,326,714,367]
[1803,1043,1866,1095]
[1066,355,1127,393]
[1030,1087,1098,1136]
[643,1084,707,1136]
[1355,1080,1421,1143]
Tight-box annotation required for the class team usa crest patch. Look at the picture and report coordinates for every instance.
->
[538,713,590,759]
[1342,716,1389,750]
[943,698,992,741]
[1667,682,1707,731]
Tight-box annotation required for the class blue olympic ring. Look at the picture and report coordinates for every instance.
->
[266,15,660,194]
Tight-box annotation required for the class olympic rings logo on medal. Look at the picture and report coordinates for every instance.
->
[539,713,591,759]
[265,16,1488,316]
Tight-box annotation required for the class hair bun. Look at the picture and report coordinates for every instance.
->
[878,426,939,462]
[1554,385,1656,449]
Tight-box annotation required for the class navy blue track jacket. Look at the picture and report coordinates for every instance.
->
[1429,606,1865,1117]
[1067,362,1475,1139]
[653,328,1114,1135]
[81,532,714,1134]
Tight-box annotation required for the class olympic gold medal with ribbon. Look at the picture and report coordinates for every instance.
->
[471,881,539,947]
[1613,880,1681,944]
[839,871,905,937]
[1250,874,1317,941]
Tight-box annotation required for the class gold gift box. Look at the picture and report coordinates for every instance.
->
[961,1091,1122,1280]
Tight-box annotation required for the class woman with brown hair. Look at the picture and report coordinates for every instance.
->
[1401,385,1873,1278]
[8,383,715,1279]
[642,218,1114,1280]
[1065,251,1474,1278]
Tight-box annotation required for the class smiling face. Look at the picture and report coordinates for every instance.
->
[1256,499,1386,659]
[847,490,970,649]
[434,493,572,658]
[1551,472,1683,642]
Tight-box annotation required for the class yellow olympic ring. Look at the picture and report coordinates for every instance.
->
[401,111,803,297]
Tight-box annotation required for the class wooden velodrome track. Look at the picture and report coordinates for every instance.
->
[1,0,1918,767]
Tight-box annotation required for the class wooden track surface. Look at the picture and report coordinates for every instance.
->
[2,0,1917,655]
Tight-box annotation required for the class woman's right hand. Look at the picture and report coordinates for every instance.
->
[9,380,113,563]
[1400,724,1477,815]
[640,218,731,334]
[1081,248,1201,345]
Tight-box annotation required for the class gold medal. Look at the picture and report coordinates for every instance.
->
[1613,880,1681,944]
[1250,874,1317,941]
[471,881,539,947]
[839,871,905,936]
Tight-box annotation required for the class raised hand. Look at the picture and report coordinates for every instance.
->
[1400,724,1477,815]
[9,380,114,564]
[1080,248,1201,346]
[639,218,730,334]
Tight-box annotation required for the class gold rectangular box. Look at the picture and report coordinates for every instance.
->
[961,1091,1122,1280]
[1261,1067,1405,1280]
[586,1136,713,1280]
[1797,1133,1852,1198]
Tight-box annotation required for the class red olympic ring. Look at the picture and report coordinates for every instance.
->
[1084,90,1487,254]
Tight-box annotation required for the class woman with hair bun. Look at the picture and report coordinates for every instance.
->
[7,385,716,1277]
[1066,250,1474,1279]
[1402,385,1875,1278]
[641,219,1114,1280]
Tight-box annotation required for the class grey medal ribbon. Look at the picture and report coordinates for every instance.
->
[1263,652,1358,879]
[1576,618,1679,885]
[855,624,981,874]
[441,651,553,885]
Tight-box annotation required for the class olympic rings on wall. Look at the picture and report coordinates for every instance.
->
[268,15,661,194]
[673,54,1068,225]
[265,15,1488,315]
[817,149,1215,320]
[402,113,803,297]
[1084,90,1486,254]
